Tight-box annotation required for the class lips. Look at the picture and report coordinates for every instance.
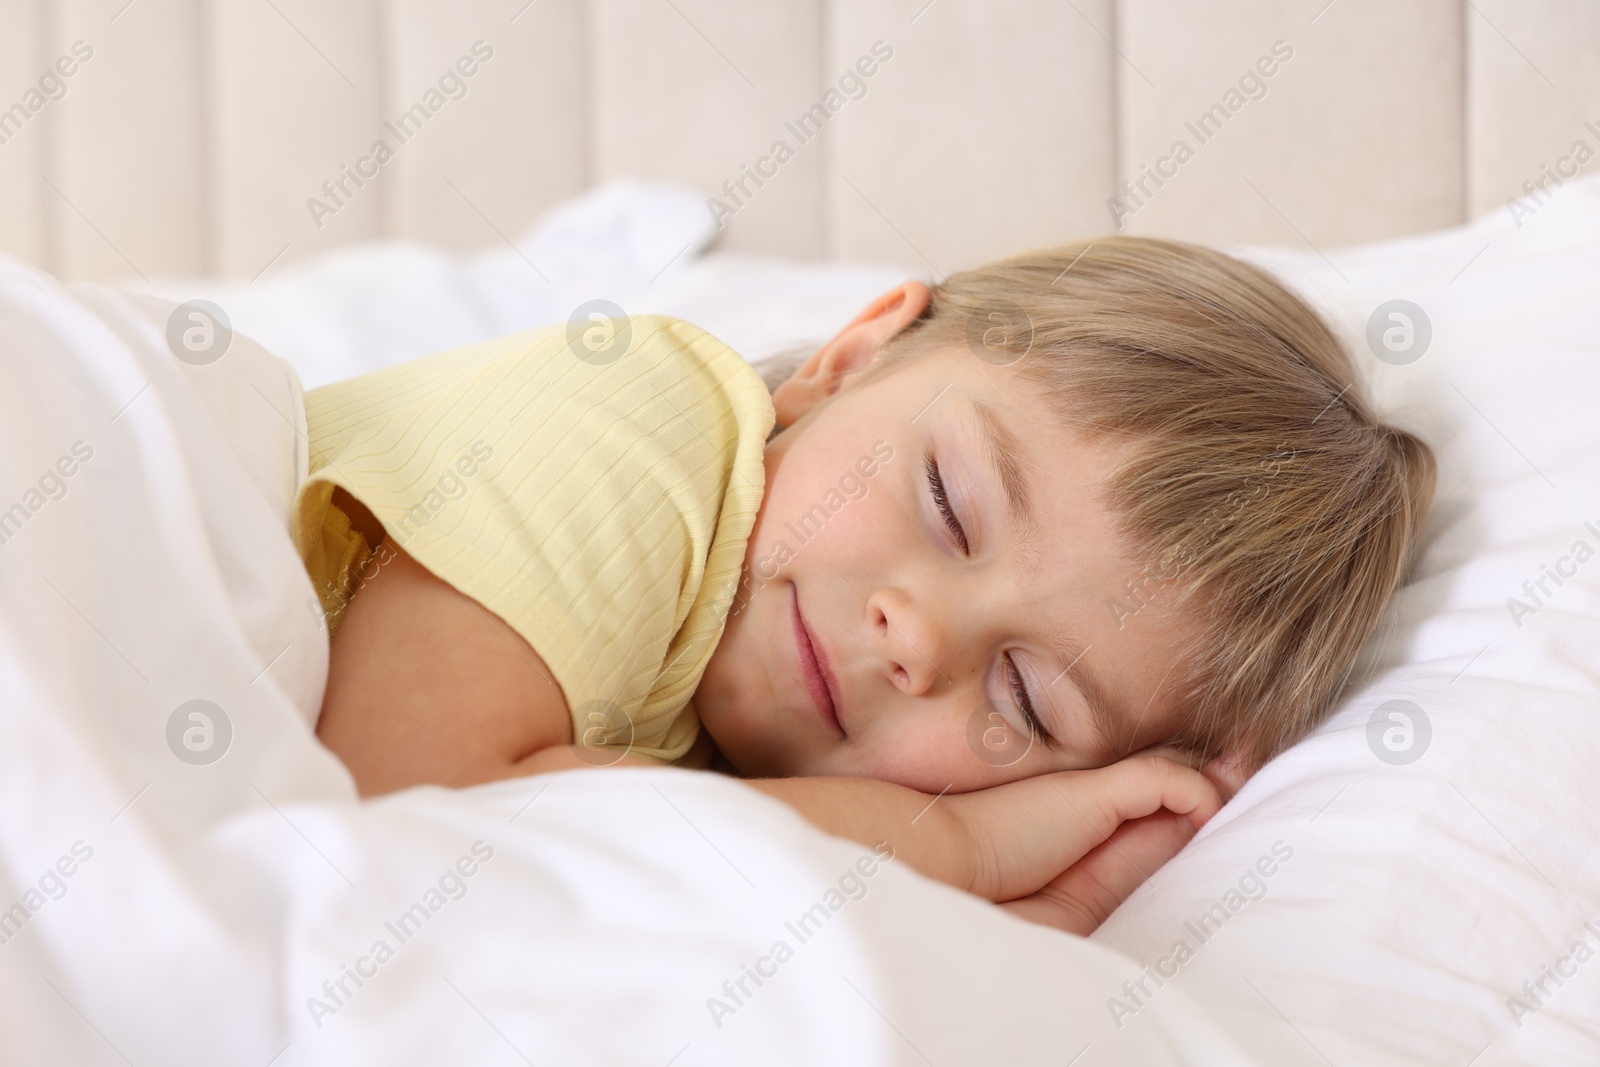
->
[792,585,844,736]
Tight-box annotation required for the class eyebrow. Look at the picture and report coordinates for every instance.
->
[961,394,1036,540]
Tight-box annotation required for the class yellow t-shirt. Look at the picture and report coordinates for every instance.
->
[291,315,775,764]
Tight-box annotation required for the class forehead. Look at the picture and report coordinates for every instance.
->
[937,351,1122,533]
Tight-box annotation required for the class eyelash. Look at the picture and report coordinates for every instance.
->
[924,451,969,554]
[1007,657,1052,746]
[925,450,1052,746]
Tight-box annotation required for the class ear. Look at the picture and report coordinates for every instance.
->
[771,281,931,428]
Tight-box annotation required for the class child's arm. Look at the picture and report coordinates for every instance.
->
[513,746,1218,935]
[317,535,713,793]
[316,538,583,796]
[745,757,1220,929]
[318,522,1218,928]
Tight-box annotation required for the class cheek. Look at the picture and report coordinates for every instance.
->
[857,690,1087,791]
[814,485,884,548]
[755,442,902,564]
[847,705,1009,792]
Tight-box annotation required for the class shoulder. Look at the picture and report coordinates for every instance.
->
[588,315,776,437]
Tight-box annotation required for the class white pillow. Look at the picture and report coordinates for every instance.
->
[1092,176,1600,1065]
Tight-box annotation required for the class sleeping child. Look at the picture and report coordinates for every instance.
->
[291,236,1435,934]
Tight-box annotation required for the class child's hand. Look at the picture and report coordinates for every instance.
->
[998,810,1199,934]
[743,756,1219,934]
[1124,742,1254,804]
[944,757,1221,922]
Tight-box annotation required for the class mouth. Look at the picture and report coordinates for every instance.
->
[791,585,845,736]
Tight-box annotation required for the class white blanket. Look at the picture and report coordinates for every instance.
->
[0,255,1258,1064]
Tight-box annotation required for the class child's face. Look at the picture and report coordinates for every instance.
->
[694,286,1197,792]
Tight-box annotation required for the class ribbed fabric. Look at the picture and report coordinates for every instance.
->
[291,316,776,764]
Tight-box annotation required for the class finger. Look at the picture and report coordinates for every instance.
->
[949,757,1218,902]
[1083,809,1199,888]
[998,889,1099,935]
[1091,756,1224,834]
[1122,742,1204,770]
[1125,744,1252,804]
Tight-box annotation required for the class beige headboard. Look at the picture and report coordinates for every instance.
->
[2,0,1596,284]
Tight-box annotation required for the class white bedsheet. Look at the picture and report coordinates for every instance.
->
[0,253,1259,1064]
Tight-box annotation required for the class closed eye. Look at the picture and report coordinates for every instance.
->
[924,450,969,554]
[1007,655,1055,748]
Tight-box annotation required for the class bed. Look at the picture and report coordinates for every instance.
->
[4,1,1600,1062]
[0,173,1596,1064]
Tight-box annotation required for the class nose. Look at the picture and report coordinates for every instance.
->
[868,588,951,697]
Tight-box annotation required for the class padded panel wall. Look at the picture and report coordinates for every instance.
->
[207,0,384,278]
[0,0,45,270]
[1465,0,1600,222]
[387,0,587,255]
[827,0,1114,276]
[0,1,1592,281]
[53,0,205,280]
[591,0,826,261]
[1116,0,1464,249]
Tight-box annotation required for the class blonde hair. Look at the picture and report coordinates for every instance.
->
[869,236,1435,771]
